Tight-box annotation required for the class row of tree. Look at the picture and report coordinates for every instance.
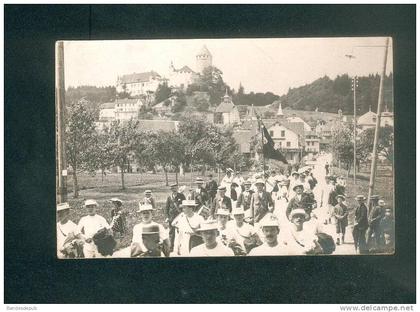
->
[331,124,394,174]
[65,100,247,198]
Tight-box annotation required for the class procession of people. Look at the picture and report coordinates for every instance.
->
[57,160,394,258]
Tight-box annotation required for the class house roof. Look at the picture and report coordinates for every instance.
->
[358,110,377,125]
[138,120,179,132]
[216,100,236,113]
[118,71,161,84]
[100,102,115,109]
[115,98,143,105]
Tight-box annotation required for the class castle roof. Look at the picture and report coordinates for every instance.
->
[216,100,236,113]
[176,65,195,73]
[118,71,161,84]
[197,45,212,56]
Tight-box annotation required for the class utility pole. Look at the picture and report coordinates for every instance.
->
[56,41,67,203]
[367,37,390,211]
[352,76,359,186]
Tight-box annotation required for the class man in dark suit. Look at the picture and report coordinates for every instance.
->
[367,195,384,250]
[286,184,307,220]
[190,177,209,211]
[236,179,254,213]
[250,179,274,223]
[206,174,218,207]
[211,186,232,218]
[352,195,369,254]
[164,183,186,251]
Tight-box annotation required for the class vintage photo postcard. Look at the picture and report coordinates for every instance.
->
[56,37,394,259]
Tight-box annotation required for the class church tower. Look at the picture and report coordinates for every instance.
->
[196,45,212,73]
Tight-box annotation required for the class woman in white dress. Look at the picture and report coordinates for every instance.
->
[172,200,205,256]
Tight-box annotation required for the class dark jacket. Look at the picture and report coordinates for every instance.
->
[355,203,369,229]
[369,206,384,228]
[165,192,186,222]
[211,194,232,217]
[190,187,209,207]
[236,190,254,210]
[206,180,218,199]
[286,192,315,218]
[250,191,274,222]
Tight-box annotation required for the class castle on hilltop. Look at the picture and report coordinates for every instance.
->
[168,45,213,90]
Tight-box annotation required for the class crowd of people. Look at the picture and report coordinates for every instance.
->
[57,164,395,258]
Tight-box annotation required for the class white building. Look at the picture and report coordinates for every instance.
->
[305,132,320,154]
[214,91,240,126]
[266,120,305,164]
[116,71,164,96]
[114,98,144,121]
[357,107,394,130]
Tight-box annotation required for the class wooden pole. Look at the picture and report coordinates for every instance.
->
[353,76,358,186]
[56,41,67,204]
[367,37,390,211]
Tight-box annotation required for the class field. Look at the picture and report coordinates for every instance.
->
[64,165,394,250]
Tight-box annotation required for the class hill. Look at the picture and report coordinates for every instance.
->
[277,74,393,115]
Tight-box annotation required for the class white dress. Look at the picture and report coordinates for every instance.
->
[77,214,109,258]
[172,213,204,256]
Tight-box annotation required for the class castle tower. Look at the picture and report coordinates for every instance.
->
[196,45,212,73]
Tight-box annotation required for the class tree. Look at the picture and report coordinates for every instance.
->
[358,126,394,168]
[107,119,142,189]
[65,100,97,198]
[192,96,210,112]
[154,82,172,104]
[331,125,354,173]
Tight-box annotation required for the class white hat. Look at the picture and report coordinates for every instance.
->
[137,203,154,212]
[260,214,279,227]
[197,220,219,232]
[110,198,122,203]
[181,199,198,207]
[226,168,234,173]
[84,199,98,207]
[216,209,230,216]
[255,179,265,186]
[378,200,386,206]
[289,208,308,220]
[57,202,70,212]
[232,207,245,215]
[144,190,152,194]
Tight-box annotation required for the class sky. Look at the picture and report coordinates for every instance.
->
[64,37,393,96]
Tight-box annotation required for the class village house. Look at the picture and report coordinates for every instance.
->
[305,131,321,154]
[114,98,145,121]
[214,91,241,126]
[357,106,394,130]
[266,120,305,164]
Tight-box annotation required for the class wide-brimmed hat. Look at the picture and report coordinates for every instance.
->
[170,183,178,188]
[274,175,283,182]
[291,171,299,177]
[355,195,366,201]
[232,207,245,215]
[226,168,234,173]
[57,202,70,212]
[110,198,122,204]
[289,208,308,220]
[84,199,98,207]
[138,203,154,213]
[218,186,227,191]
[370,195,380,200]
[378,200,386,206]
[260,214,280,228]
[292,184,304,191]
[181,199,198,207]
[216,209,230,216]
[141,224,160,235]
[255,179,265,186]
[144,190,152,195]
[197,220,219,232]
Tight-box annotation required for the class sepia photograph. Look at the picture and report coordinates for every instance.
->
[56,37,394,259]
